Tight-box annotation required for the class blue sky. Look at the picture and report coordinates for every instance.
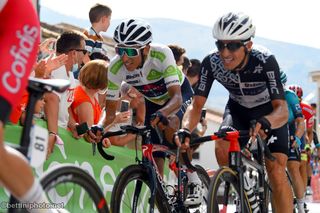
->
[40,0,320,49]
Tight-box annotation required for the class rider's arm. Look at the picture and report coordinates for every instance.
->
[182,56,213,131]
[0,0,40,123]
[103,58,124,127]
[182,96,206,131]
[159,85,182,117]
[102,99,118,129]
[260,56,288,129]
[306,125,313,144]
[294,116,305,140]
[264,99,288,129]
[288,92,305,138]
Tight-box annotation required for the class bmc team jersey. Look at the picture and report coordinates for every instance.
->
[0,0,40,122]
[300,101,314,129]
[106,43,184,105]
[285,89,303,124]
[195,45,285,108]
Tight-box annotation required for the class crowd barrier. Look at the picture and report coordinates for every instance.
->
[0,119,169,209]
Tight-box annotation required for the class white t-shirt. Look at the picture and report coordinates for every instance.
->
[51,66,78,128]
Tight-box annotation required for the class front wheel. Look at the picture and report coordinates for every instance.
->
[110,164,169,213]
[207,167,251,213]
[40,164,109,213]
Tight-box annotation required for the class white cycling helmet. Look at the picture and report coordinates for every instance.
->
[113,19,153,47]
[212,12,255,41]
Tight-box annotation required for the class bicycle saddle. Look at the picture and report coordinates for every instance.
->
[28,77,70,93]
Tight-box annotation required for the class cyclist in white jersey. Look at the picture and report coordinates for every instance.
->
[103,19,203,206]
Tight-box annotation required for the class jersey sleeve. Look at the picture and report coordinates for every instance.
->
[194,55,215,97]
[287,91,303,119]
[106,58,123,100]
[263,55,285,100]
[0,0,40,123]
[160,46,181,88]
[301,103,315,129]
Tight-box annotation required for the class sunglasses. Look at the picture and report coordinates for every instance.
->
[71,49,88,55]
[215,41,246,52]
[115,46,145,58]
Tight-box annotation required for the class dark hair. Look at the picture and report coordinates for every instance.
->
[182,56,191,70]
[56,31,85,54]
[187,59,201,77]
[311,103,317,108]
[89,52,110,62]
[89,3,112,23]
[168,44,186,63]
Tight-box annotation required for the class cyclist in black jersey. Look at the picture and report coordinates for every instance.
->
[176,12,293,212]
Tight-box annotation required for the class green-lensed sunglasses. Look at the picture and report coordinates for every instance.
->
[115,46,145,57]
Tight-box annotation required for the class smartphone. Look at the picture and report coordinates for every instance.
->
[200,108,207,122]
[76,122,89,135]
[120,100,130,112]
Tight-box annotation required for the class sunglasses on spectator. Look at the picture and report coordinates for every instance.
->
[215,41,247,52]
[71,49,88,55]
[115,46,145,58]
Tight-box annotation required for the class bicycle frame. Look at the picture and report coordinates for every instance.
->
[100,126,192,213]
[192,129,273,213]
[139,131,189,212]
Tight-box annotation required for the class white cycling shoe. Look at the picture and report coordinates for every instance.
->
[184,182,203,207]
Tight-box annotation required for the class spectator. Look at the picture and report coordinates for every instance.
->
[186,59,201,89]
[181,55,191,75]
[68,60,108,136]
[84,3,112,61]
[186,59,207,149]
[44,31,87,156]
[168,44,186,66]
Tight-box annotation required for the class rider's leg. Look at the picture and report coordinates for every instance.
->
[287,160,306,211]
[266,153,293,213]
[215,139,229,166]
[0,124,59,213]
[0,125,34,197]
[300,155,308,193]
[154,157,165,178]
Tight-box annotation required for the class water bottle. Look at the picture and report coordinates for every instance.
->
[244,171,260,213]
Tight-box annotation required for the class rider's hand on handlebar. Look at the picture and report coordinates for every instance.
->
[150,111,169,130]
[83,125,104,143]
[250,120,268,141]
[174,128,191,151]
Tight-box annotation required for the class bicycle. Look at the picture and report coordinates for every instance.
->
[97,125,210,213]
[190,126,274,213]
[6,77,109,213]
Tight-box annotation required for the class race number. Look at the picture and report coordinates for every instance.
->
[28,125,48,168]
